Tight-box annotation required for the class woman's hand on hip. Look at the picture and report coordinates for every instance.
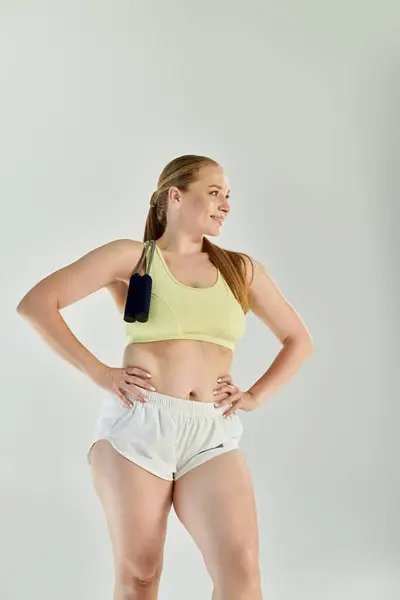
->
[213,374,261,417]
[89,363,156,407]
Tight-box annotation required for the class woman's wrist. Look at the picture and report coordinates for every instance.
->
[85,359,109,382]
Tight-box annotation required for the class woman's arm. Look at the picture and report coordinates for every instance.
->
[242,254,314,404]
[105,280,129,314]
[16,238,141,380]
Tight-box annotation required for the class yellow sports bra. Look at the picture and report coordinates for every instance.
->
[124,242,247,351]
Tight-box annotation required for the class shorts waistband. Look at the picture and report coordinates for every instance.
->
[125,386,227,420]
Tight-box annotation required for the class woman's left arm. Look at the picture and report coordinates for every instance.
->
[245,255,314,404]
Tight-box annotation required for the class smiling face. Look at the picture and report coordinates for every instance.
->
[169,164,231,236]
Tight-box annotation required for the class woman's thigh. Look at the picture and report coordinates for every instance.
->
[89,440,174,582]
[172,449,262,594]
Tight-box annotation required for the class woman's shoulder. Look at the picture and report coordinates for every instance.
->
[226,247,259,288]
[106,238,147,276]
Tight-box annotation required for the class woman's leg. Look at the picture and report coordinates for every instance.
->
[172,449,262,600]
[90,440,174,600]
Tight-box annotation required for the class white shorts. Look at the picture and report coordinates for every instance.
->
[87,386,244,481]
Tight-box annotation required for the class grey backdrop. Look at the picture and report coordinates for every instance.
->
[2,1,398,599]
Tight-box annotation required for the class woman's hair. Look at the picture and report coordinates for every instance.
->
[143,154,254,314]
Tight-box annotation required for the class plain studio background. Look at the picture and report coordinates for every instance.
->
[1,1,398,599]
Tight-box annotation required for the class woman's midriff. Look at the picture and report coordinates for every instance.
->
[122,339,234,402]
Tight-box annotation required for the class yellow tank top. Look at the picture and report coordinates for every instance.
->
[124,242,247,351]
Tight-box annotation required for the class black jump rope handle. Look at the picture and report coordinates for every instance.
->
[123,240,155,323]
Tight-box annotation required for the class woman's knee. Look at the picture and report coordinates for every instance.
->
[114,571,161,600]
[215,544,261,588]
[115,548,164,587]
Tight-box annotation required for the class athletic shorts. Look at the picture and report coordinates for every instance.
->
[87,386,244,481]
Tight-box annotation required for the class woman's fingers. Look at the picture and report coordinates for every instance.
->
[121,386,147,403]
[126,376,156,392]
[118,392,134,407]
[125,366,152,379]
[113,386,134,407]
[214,383,235,396]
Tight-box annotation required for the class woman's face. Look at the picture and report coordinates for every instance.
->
[177,164,231,235]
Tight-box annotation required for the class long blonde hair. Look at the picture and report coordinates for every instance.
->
[143,154,254,314]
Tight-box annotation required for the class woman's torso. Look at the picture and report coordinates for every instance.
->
[116,241,242,402]
[123,339,233,402]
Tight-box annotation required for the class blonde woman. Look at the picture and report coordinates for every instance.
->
[17,155,314,600]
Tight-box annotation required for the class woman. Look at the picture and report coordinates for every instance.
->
[17,155,314,600]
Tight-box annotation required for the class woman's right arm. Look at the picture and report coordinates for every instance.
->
[16,238,141,383]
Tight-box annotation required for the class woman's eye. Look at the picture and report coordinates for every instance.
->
[211,190,230,200]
